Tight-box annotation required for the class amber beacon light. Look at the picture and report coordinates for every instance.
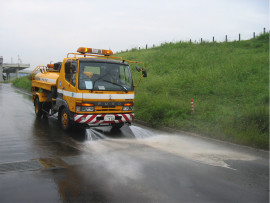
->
[77,47,113,56]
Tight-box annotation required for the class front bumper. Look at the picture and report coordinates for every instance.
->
[74,113,134,126]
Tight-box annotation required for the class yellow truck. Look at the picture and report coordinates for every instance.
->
[32,47,147,130]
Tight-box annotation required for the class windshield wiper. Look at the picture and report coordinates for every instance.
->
[102,79,128,93]
[91,75,107,92]
[92,77,128,93]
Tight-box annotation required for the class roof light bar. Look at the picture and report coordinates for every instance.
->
[77,47,113,56]
[47,64,54,68]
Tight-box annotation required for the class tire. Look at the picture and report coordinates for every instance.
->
[60,108,71,131]
[34,97,43,118]
[43,102,52,118]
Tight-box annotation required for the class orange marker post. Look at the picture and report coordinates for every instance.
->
[191,99,194,113]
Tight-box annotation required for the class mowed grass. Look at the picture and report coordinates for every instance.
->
[117,34,269,149]
[13,75,32,92]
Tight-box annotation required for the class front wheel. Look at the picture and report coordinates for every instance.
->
[60,108,71,131]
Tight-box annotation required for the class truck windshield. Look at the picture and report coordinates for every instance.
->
[79,61,133,91]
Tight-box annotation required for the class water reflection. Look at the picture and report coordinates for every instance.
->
[31,117,82,158]
[30,120,155,202]
[49,166,147,202]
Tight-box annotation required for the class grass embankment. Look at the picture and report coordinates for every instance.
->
[117,34,269,149]
[12,75,32,92]
[12,34,269,149]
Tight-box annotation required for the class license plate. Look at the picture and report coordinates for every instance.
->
[104,115,115,121]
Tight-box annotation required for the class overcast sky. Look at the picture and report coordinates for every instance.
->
[0,0,269,69]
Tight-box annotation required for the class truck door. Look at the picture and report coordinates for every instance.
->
[62,60,78,113]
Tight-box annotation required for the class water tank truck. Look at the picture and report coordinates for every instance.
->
[32,47,147,130]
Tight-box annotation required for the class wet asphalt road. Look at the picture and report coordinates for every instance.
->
[0,83,269,202]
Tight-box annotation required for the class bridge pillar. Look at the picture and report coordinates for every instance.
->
[0,65,3,82]
[0,57,3,82]
[16,68,19,78]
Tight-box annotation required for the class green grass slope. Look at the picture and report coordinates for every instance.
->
[117,34,269,149]
[12,76,32,92]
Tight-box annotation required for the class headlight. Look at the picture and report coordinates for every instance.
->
[123,106,133,111]
[76,103,95,112]
[123,102,133,111]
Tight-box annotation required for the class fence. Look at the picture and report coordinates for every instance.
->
[117,27,269,53]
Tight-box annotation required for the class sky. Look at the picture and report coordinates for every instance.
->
[0,0,269,69]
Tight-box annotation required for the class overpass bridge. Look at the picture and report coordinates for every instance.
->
[0,56,30,81]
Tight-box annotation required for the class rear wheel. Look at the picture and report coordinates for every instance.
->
[34,98,43,117]
[61,108,71,131]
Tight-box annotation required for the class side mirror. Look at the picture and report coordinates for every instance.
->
[135,66,141,72]
[142,68,147,77]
